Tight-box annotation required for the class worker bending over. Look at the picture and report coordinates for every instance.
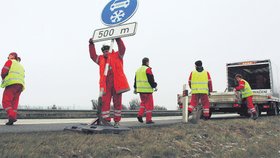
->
[234,74,258,120]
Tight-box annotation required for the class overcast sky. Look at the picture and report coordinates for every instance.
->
[1,0,280,110]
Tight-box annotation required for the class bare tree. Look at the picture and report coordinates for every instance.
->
[154,105,167,110]
[129,98,140,110]
[91,99,98,110]
[51,104,57,110]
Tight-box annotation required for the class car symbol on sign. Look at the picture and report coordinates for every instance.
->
[110,0,130,12]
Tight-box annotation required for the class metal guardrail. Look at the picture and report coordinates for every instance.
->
[0,109,182,119]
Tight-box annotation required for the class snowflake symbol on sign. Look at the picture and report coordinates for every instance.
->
[110,10,125,23]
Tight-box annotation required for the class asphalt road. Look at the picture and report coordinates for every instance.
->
[0,114,240,134]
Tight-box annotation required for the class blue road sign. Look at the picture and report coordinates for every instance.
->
[101,0,138,26]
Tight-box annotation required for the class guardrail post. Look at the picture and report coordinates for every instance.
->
[182,84,188,123]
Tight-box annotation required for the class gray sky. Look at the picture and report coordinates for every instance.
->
[1,0,280,110]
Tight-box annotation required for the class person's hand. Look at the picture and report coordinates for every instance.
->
[89,38,94,45]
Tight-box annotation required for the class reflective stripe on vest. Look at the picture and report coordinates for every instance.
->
[1,60,25,89]
[191,70,208,94]
[136,66,153,93]
[241,79,253,98]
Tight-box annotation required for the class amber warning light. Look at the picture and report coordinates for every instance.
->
[240,61,256,65]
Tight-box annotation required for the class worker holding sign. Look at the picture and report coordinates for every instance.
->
[89,38,130,127]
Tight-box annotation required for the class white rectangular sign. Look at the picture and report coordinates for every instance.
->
[93,22,137,42]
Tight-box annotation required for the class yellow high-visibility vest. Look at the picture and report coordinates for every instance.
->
[1,60,25,90]
[240,79,253,98]
[136,66,153,93]
[191,70,208,94]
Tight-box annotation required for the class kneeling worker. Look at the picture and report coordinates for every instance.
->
[134,57,157,124]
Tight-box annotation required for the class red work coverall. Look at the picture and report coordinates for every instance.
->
[89,38,128,122]
[1,60,23,120]
[188,71,213,118]
[235,80,256,113]
[135,67,157,122]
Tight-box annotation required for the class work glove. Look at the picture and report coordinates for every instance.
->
[89,38,94,45]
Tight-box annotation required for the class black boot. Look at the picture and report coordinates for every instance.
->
[146,121,155,124]
[137,116,143,123]
[6,118,17,125]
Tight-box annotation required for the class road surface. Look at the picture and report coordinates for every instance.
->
[0,114,240,134]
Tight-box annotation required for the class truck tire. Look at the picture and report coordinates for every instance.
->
[267,102,278,116]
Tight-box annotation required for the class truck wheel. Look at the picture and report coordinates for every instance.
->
[267,102,278,116]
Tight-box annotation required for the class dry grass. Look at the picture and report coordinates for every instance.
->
[1,116,280,158]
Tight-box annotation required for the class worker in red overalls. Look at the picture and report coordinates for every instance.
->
[1,52,25,125]
[89,38,130,126]
[134,57,157,124]
[234,74,258,120]
[188,60,212,120]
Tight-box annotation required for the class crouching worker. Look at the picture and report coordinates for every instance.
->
[234,74,258,120]
[1,52,25,125]
[134,57,157,124]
